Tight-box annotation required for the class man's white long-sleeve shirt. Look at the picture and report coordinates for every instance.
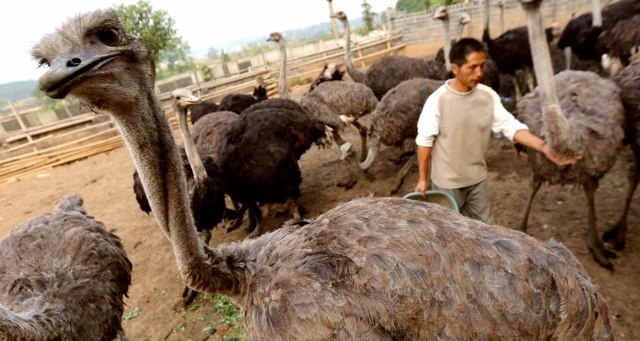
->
[416,80,529,189]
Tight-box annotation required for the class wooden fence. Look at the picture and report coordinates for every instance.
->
[0,30,404,185]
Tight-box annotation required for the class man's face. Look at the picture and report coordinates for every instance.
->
[451,51,486,90]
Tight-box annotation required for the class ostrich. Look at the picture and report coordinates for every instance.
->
[267,31,378,188]
[482,0,559,101]
[597,14,640,76]
[603,58,640,251]
[190,76,268,124]
[34,9,617,340]
[557,0,640,70]
[435,8,501,92]
[341,78,444,194]
[308,62,345,92]
[333,10,443,99]
[516,0,625,270]
[0,195,132,340]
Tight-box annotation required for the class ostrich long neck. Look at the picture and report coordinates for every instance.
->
[456,21,466,42]
[340,17,367,84]
[592,0,602,27]
[174,103,208,185]
[111,87,231,293]
[277,38,293,100]
[442,17,452,72]
[499,2,505,34]
[523,1,579,156]
[484,0,490,38]
[355,133,380,170]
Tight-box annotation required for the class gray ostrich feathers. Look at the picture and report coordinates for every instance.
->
[0,195,131,340]
[517,71,624,184]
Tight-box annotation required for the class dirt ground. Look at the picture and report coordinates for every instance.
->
[1,53,639,340]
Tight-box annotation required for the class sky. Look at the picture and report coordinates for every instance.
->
[0,0,397,85]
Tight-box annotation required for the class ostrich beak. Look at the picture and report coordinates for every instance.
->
[433,7,448,20]
[38,50,122,99]
[178,95,201,107]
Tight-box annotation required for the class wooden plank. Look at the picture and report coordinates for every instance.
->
[8,101,35,152]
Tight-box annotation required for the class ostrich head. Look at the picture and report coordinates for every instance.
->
[433,6,448,20]
[171,88,201,110]
[459,12,471,26]
[33,10,152,106]
[267,32,283,43]
[331,10,348,23]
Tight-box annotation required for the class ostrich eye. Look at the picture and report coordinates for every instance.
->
[176,96,181,100]
[98,28,120,46]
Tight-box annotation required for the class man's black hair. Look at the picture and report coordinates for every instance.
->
[450,38,486,67]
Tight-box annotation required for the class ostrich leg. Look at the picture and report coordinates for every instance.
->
[512,75,523,102]
[564,47,572,70]
[524,66,536,93]
[583,177,617,270]
[390,153,417,194]
[518,174,542,232]
[604,149,640,250]
[350,120,368,163]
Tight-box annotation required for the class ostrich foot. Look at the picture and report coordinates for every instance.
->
[602,222,627,251]
[588,240,617,271]
[182,287,199,307]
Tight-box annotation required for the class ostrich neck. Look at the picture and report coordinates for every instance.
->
[523,1,579,156]
[591,0,602,27]
[442,18,452,72]
[174,103,208,185]
[340,18,367,84]
[277,39,293,100]
[356,134,380,170]
[484,0,490,36]
[456,23,466,42]
[499,4,505,34]
[110,88,226,293]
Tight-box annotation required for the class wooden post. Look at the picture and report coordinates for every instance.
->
[8,100,37,152]
[319,39,327,57]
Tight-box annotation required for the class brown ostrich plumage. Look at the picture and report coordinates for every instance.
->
[333,11,442,100]
[190,110,239,160]
[517,0,625,271]
[0,195,131,340]
[31,8,617,340]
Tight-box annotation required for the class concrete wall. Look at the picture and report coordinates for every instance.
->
[389,0,599,55]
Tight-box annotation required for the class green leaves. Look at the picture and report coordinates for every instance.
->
[112,0,192,80]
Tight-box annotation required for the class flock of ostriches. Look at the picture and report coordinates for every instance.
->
[1,0,638,339]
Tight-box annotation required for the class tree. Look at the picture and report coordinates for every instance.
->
[112,0,191,80]
[207,47,220,60]
[220,49,231,63]
[396,0,464,14]
[361,1,378,34]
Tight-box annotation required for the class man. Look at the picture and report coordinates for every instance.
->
[414,38,578,224]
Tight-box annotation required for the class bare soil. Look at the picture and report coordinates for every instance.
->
[1,54,638,340]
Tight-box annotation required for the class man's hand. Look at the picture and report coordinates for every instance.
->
[541,143,582,166]
[415,179,429,197]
